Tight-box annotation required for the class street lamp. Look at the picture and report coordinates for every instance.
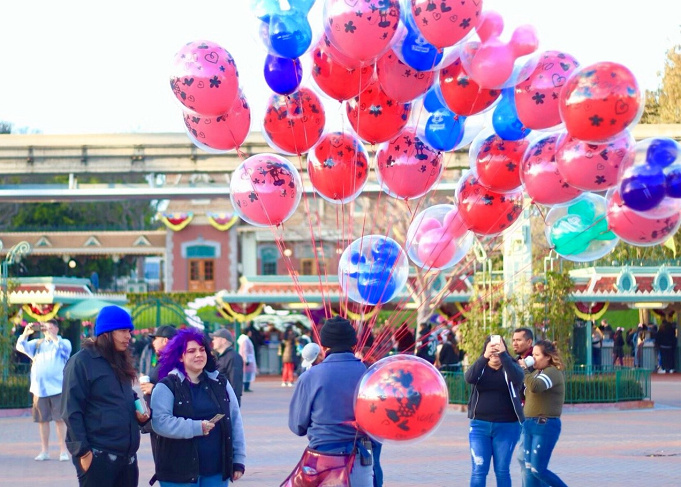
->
[1,240,31,381]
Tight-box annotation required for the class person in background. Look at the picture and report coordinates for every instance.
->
[280,326,298,387]
[393,322,415,354]
[237,331,257,393]
[150,328,246,486]
[212,328,244,405]
[437,333,463,372]
[635,324,647,368]
[61,305,149,487]
[299,342,322,372]
[613,327,625,367]
[465,335,524,487]
[511,326,535,486]
[16,319,72,461]
[591,323,604,369]
[656,318,677,373]
[522,340,567,487]
[416,322,437,364]
[600,319,614,340]
[245,322,264,367]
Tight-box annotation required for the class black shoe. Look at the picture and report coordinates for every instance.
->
[244,389,253,392]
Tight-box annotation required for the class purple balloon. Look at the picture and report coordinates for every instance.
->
[264,54,302,95]
[620,165,666,212]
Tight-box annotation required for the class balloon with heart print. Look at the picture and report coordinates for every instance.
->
[170,40,240,117]
[410,0,483,49]
[514,50,579,130]
[605,187,681,247]
[311,35,374,102]
[555,130,634,192]
[456,171,524,237]
[183,90,251,153]
[229,153,303,227]
[262,87,326,155]
[470,129,529,194]
[346,78,413,144]
[559,62,642,143]
[377,49,435,103]
[323,0,402,64]
[307,131,370,204]
[438,58,501,117]
[520,133,583,206]
[375,127,443,200]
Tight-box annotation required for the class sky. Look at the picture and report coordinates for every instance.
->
[0,0,679,135]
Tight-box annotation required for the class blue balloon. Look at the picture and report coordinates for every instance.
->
[620,165,667,212]
[357,267,397,306]
[263,54,302,95]
[288,0,315,13]
[492,88,530,141]
[423,86,446,113]
[401,21,443,72]
[646,137,679,168]
[425,110,465,151]
[250,0,279,22]
[268,12,312,59]
[666,166,681,198]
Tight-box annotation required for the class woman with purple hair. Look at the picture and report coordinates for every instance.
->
[150,328,246,486]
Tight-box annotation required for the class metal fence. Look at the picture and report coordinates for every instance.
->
[0,363,31,409]
[441,366,652,405]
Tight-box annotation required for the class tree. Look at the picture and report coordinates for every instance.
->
[641,44,681,123]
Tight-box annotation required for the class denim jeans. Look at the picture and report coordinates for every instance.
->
[522,418,567,487]
[73,450,138,487]
[160,474,228,487]
[469,419,521,487]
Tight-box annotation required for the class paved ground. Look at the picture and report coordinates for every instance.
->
[1,374,680,486]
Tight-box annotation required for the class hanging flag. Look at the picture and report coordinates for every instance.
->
[159,212,193,231]
[207,212,240,231]
[662,237,677,257]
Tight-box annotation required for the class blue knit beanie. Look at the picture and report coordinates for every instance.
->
[95,305,134,337]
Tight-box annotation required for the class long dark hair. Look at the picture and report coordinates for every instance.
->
[158,328,216,380]
[83,333,137,384]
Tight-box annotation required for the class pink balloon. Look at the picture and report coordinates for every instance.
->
[170,40,239,116]
[418,217,443,234]
[443,208,470,239]
[324,0,401,64]
[555,130,635,191]
[410,0,482,49]
[377,49,435,102]
[375,127,443,200]
[183,91,250,152]
[417,228,458,269]
[606,188,681,246]
[229,154,302,227]
[520,134,583,206]
[514,51,580,130]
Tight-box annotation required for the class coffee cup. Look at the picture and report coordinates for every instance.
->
[139,375,151,384]
[524,356,535,368]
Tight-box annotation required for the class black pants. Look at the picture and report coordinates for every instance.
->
[73,449,138,487]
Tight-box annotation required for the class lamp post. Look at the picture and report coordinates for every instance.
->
[1,240,31,381]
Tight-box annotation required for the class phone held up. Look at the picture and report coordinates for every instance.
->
[490,335,501,345]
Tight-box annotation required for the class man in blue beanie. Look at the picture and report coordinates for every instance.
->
[61,305,149,487]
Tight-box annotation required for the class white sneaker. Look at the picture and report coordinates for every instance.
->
[658,369,666,374]
[59,452,69,462]
[287,382,293,387]
[281,382,287,387]
[34,452,49,461]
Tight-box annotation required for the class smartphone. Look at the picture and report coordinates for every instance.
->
[490,335,501,345]
[208,413,225,424]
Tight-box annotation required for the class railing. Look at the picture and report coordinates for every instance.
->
[441,366,652,405]
[0,363,31,409]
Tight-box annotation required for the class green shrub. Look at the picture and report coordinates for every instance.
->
[0,375,31,409]
[565,374,644,403]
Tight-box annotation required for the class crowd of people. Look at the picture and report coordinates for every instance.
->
[12,307,677,486]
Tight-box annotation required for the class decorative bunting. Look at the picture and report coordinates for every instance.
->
[22,303,61,321]
[216,301,264,322]
[572,302,609,321]
[159,212,193,231]
[207,212,240,232]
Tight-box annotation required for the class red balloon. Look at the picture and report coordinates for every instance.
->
[377,49,435,103]
[375,127,443,200]
[515,50,580,130]
[263,88,326,155]
[229,154,303,227]
[559,62,642,142]
[439,59,501,116]
[355,355,448,443]
[170,40,239,116]
[473,133,529,193]
[555,130,634,191]
[521,134,583,206]
[410,0,482,49]
[311,36,374,102]
[308,131,370,204]
[457,171,524,236]
[183,91,250,152]
[606,188,681,246]
[346,79,412,144]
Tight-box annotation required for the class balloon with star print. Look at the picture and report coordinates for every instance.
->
[307,131,370,204]
[456,170,524,236]
[375,127,443,200]
[470,129,529,194]
[410,0,482,50]
[514,50,580,130]
[262,87,326,155]
[520,133,583,206]
[438,58,501,117]
[376,49,435,103]
[555,130,635,192]
[229,153,303,227]
[346,78,412,144]
[170,40,240,117]
[323,0,402,64]
[355,354,449,443]
[558,61,643,143]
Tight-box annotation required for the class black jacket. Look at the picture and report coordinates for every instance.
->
[216,347,244,401]
[464,351,525,423]
[61,345,141,458]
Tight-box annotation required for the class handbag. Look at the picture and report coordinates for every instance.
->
[280,447,355,487]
